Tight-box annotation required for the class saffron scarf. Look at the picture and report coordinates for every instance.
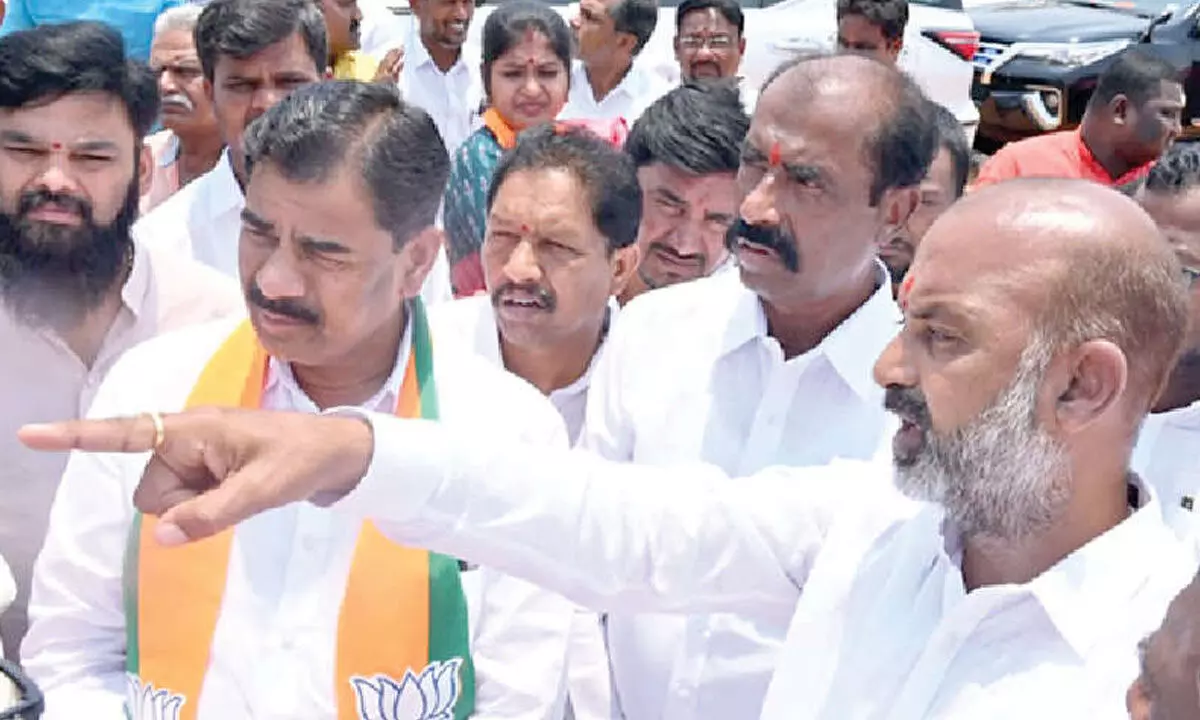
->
[122,300,475,720]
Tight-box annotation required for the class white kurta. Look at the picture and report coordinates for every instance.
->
[559,61,672,126]
[580,266,900,719]
[332,419,1198,720]
[397,31,484,158]
[23,316,575,720]
[1133,400,1200,542]
[428,294,617,719]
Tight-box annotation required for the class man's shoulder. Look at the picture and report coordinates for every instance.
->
[132,168,205,244]
[619,273,744,338]
[431,339,567,446]
[140,241,244,330]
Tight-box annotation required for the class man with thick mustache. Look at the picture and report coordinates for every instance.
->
[617,78,747,306]
[26,177,1198,718]
[577,52,929,719]
[142,4,223,213]
[22,81,573,719]
[0,21,240,660]
[430,125,640,719]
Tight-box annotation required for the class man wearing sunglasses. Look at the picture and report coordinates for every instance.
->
[1132,142,1200,541]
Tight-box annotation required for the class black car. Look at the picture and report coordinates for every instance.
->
[970,0,1190,152]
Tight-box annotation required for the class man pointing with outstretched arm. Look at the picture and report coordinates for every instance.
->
[21,178,1198,719]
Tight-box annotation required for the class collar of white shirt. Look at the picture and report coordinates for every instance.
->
[201,149,244,220]
[117,240,157,323]
[569,59,650,107]
[263,313,413,414]
[449,293,619,399]
[930,474,1172,660]
[718,261,899,403]
[405,27,469,77]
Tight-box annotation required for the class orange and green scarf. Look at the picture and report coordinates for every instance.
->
[122,300,474,720]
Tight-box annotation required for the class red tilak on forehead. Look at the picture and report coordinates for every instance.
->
[50,142,63,151]
[768,141,782,168]
[899,273,916,309]
[520,223,531,234]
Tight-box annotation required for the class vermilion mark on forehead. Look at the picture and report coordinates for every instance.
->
[50,142,63,151]
[899,273,916,310]
[768,141,782,168]
[520,223,531,234]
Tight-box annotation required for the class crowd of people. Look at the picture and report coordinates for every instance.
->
[0,0,1198,719]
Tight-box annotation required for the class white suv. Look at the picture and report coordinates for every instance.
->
[373,0,980,141]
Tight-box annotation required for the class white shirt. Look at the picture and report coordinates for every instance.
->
[428,294,617,443]
[581,267,900,719]
[332,420,1199,720]
[23,316,575,720]
[560,61,671,125]
[398,29,484,157]
[1132,400,1200,541]
[133,150,454,306]
[428,294,618,719]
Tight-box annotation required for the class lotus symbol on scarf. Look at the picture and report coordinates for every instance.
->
[351,658,463,720]
[125,674,184,720]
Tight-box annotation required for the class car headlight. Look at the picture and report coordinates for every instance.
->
[1014,39,1133,67]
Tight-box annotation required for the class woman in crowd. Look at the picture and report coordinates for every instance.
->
[442,0,572,298]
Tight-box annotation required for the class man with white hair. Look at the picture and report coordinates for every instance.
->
[142,3,223,213]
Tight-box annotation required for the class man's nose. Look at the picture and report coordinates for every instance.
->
[739,175,780,228]
[501,239,543,284]
[872,333,916,391]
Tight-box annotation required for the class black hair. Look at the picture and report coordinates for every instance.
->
[488,124,642,253]
[244,80,450,248]
[481,1,572,100]
[611,0,658,55]
[1090,47,1180,109]
[195,0,327,81]
[930,102,969,197]
[625,78,747,174]
[835,0,908,42]
[0,21,159,139]
[1144,142,1200,194]
[675,0,744,35]
[762,52,935,205]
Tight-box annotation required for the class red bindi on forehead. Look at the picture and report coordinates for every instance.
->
[899,273,916,310]
[51,142,63,151]
[768,141,782,168]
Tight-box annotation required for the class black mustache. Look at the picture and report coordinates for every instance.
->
[884,385,931,429]
[726,218,800,272]
[247,282,321,325]
[491,282,557,312]
[18,189,92,222]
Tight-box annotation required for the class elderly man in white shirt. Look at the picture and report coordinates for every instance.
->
[562,0,671,124]
[1132,142,1200,541]
[25,178,1199,720]
[579,54,929,719]
[430,125,640,719]
[22,81,573,720]
[399,0,483,156]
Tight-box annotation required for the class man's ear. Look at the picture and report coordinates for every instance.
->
[878,184,920,240]
[610,243,641,297]
[396,226,444,300]
[1047,339,1127,434]
[138,143,154,198]
[1111,94,1131,125]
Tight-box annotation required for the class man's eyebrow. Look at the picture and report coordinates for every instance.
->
[73,140,120,154]
[240,208,276,235]
[0,129,36,144]
[654,187,687,206]
[297,234,352,255]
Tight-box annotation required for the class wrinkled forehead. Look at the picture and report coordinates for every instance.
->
[678,7,737,34]
[747,81,868,166]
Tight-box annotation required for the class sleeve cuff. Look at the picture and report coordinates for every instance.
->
[317,409,455,526]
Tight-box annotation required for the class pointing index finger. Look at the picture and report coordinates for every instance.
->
[18,414,161,453]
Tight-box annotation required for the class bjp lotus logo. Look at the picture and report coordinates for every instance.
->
[350,658,463,720]
[125,675,184,720]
